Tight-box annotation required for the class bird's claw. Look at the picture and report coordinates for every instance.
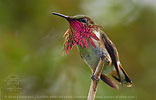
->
[91,74,100,82]
[105,58,110,63]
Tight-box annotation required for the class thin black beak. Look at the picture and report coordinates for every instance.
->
[52,12,69,19]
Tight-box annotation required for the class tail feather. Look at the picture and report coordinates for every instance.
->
[100,74,119,90]
[119,64,132,87]
[112,64,132,87]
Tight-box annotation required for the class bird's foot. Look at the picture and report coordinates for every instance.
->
[100,54,111,64]
[105,58,110,63]
[100,55,105,60]
[91,74,100,82]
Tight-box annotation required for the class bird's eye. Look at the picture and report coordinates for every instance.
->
[80,18,87,23]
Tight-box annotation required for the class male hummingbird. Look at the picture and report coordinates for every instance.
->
[52,12,132,89]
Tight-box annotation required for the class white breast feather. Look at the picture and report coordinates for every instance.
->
[93,30,100,39]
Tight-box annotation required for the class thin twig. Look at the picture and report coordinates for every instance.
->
[88,58,105,100]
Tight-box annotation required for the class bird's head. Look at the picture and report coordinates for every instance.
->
[52,12,100,54]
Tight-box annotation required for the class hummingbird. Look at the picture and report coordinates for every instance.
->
[52,12,132,89]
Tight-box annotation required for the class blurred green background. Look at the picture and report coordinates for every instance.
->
[0,0,156,100]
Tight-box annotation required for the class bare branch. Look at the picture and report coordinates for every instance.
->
[88,58,105,100]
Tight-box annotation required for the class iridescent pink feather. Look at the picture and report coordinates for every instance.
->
[64,20,99,54]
